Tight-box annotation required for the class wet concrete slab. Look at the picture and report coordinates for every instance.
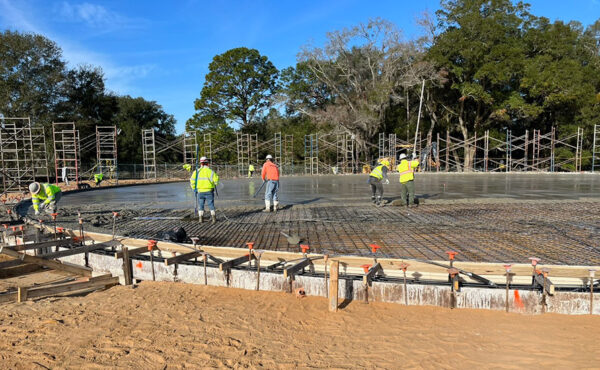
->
[63,173,600,209]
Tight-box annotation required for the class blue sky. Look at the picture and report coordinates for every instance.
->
[1,0,599,133]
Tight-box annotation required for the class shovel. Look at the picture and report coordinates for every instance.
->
[280,231,301,245]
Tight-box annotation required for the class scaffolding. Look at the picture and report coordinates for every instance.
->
[183,131,197,167]
[96,126,118,183]
[142,129,157,180]
[202,133,212,162]
[30,124,50,183]
[336,133,355,173]
[274,132,282,165]
[283,134,294,175]
[52,122,80,186]
[304,133,318,175]
[593,124,600,173]
[0,117,36,194]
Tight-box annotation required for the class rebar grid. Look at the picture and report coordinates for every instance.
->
[51,200,600,266]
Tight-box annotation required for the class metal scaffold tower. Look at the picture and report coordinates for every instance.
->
[202,133,212,162]
[53,122,80,186]
[336,133,355,173]
[304,133,318,175]
[283,134,294,175]
[0,117,36,194]
[236,133,251,177]
[142,129,157,180]
[274,132,282,165]
[183,131,197,167]
[96,126,118,184]
[593,124,600,173]
[30,125,50,183]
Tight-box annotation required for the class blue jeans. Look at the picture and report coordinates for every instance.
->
[264,180,279,201]
[197,191,215,211]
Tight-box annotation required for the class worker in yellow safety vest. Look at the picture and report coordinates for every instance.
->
[183,163,192,172]
[190,156,220,223]
[397,153,420,207]
[248,164,255,178]
[368,159,390,206]
[29,182,62,215]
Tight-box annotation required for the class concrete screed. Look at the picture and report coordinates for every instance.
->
[31,172,600,266]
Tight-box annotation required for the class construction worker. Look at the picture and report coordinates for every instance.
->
[261,154,280,212]
[94,173,104,186]
[248,163,255,178]
[397,153,420,207]
[183,163,192,172]
[29,182,62,215]
[368,159,390,206]
[190,156,219,223]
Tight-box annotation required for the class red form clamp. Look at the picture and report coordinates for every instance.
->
[300,244,310,254]
[51,213,58,220]
[56,227,64,233]
[360,264,372,274]
[246,242,255,250]
[369,244,381,254]
[503,264,512,273]
[112,212,119,218]
[528,257,541,266]
[399,262,410,272]
[147,240,157,251]
[446,251,458,261]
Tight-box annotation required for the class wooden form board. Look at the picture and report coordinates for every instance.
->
[26,221,599,285]
[0,275,118,304]
[0,247,92,277]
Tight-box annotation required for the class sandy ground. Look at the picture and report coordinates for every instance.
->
[0,282,598,369]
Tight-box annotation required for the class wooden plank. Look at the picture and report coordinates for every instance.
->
[26,276,118,301]
[114,246,148,259]
[164,251,203,266]
[0,259,24,269]
[37,240,121,259]
[9,238,74,251]
[283,258,312,279]
[0,264,40,278]
[363,263,383,285]
[329,261,339,312]
[0,247,92,276]
[219,254,255,271]
[17,287,27,303]
[30,226,600,280]
[122,247,133,285]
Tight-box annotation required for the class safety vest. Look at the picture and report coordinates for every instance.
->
[183,164,192,172]
[32,183,61,211]
[190,166,219,192]
[94,173,104,183]
[248,164,255,172]
[369,164,385,180]
[397,160,419,183]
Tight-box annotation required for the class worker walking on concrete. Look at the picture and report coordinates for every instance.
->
[397,153,420,207]
[248,163,255,178]
[368,159,390,206]
[29,182,62,215]
[261,154,280,212]
[190,156,220,223]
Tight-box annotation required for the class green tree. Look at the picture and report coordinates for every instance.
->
[193,47,279,128]
[186,113,236,164]
[0,30,66,126]
[116,96,176,163]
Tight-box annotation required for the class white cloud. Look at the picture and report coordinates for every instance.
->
[56,1,145,31]
[0,0,154,96]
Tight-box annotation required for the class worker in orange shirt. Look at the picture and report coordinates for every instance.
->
[261,154,280,212]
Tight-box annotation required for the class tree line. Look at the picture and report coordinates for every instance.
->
[2,0,599,170]
[187,0,600,170]
[0,31,176,166]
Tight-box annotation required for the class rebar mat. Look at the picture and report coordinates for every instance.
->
[51,201,600,265]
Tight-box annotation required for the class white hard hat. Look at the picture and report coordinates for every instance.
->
[266,154,273,159]
[399,153,407,160]
[199,156,208,162]
[29,182,41,194]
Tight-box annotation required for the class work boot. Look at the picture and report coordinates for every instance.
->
[198,210,204,223]
[210,210,216,224]
[376,196,382,206]
[263,200,271,212]
[371,196,376,204]
[273,200,279,213]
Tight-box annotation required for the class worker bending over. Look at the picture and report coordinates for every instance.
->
[29,182,62,215]
[190,156,220,223]
[368,159,390,206]
[397,153,420,207]
[94,173,104,186]
[261,154,280,212]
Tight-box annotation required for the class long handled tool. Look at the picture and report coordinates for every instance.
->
[193,144,200,216]
[253,181,266,198]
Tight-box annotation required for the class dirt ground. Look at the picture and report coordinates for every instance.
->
[0,282,598,369]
